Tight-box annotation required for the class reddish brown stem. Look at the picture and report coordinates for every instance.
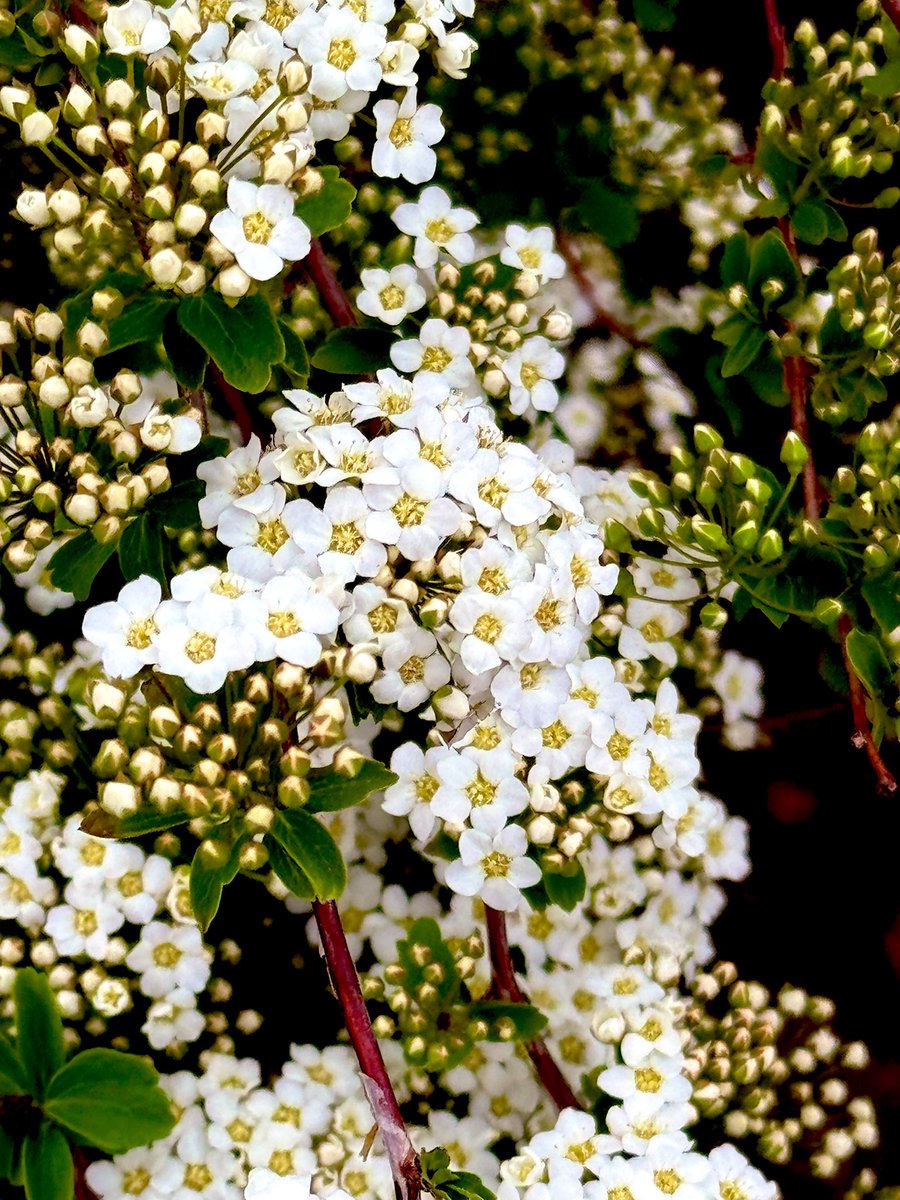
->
[207,363,259,445]
[882,0,900,33]
[484,906,581,1112]
[73,1146,100,1200]
[764,0,789,77]
[313,900,421,1200]
[556,231,648,349]
[304,238,358,329]
[839,615,898,794]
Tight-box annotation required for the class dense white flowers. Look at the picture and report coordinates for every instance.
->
[211,181,312,281]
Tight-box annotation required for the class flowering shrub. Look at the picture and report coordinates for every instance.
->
[0,0,896,1199]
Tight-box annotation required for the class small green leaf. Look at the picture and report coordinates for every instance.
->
[720,231,750,288]
[23,1125,72,1200]
[721,323,768,378]
[575,180,639,248]
[542,860,586,911]
[311,327,394,374]
[178,292,284,394]
[152,479,205,529]
[106,293,176,352]
[279,320,310,382]
[472,1000,548,1042]
[306,760,398,813]
[80,807,192,839]
[0,34,40,70]
[791,199,829,245]
[265,836,315,900]
[632,0,678,31]
[188,839,245,932]
[271,810,347,900]
[862,573,900,636]
[14,970,66,1100]
[118,513,165,584]
[44,1048,175,1155]
[48,533,117,602]
[294,166,357,236]
[755,140,802,201]
[163,311,209,388]
[861,60,900,99]
[0,1031,27,1095]
[0,1127,15,1181]
[846,627,893,705]
[749,229,799,303]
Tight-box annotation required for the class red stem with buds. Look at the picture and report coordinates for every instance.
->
[484,906,580,1111]
[313,900,421,1200]
[304,239,358,329]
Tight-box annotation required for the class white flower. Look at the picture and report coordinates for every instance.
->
[434,30,477,79]
[299,7,386,100]
[372,88,443,184]
[155,593,256,692]
[598,1053,692,1112]
[382,743,450,841]
[344,368,442,427]
[241,573,341,667]
[432,751,529,825]
[503,336,566,415]
[186,59,259,103]
[371,625,450,710]
[619,598,687,671]
[198,435,280,527]
[103,0,170,55]
[143,988,206,1050]
[391,186,477,267]
[500,224,565,284]
[448,589,529,674]
[245,1168,312,1200]
[210,180,311,281]
[125,921,211,998]
[710,650,764,724]
[82,576,162,678]
[391,318,475,396]
[356,265,426,325]
[706,1145,777,1200]
[444,810,540,911]
[364,465,461,561]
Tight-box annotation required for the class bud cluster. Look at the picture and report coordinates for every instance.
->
[686,963,880,1197]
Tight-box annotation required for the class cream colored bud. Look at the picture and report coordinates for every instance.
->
[34,311,64,342]
[175,202,207,238]
[431,686,470,723]
[21,110,56,145]
[99,166,131,202]
[278,98,308,132]
[65,492,100,526]
[540,308,573,339]
[138,151,169,184]
[100,780,140,818]
[77,322,109,357]
[61,24,99,62]
[144,184,175,218]
[527,815,555,845]
[138,110,168,141]
[15,189,50,227]
[168,4,202,43]
[63,355,93,386]
[149,248,184,287]
[482,368,508,397]
[178,143,209,173]
[106,118,134,148]
[346,647,377,683]
[91,681,127,720]
[215,264,251,298]
[70,385,110,427]
[176,261,207,295]
[399,20,428,47]
[62,83,94,124]
[195,111,227,145]
[263,152,297,184]
[434,31,476,79]
[147,220,177,248]
[53,227,84,258]
[104,79,136,112]
[75,124,109,154]
[281,59,308,92]
[0,85,31,119]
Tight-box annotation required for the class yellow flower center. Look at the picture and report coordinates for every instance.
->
[185,633,216,663]
[607,732,632,761]
[518,246,541,270]
[478,566,507,594]
[654,1170,681,1195]
[369,602,399,633]
[119,870,143,898]
[330,522,364,554]
[268,611,301,638]
[126,617,157,649]
[477,478,507,509]
[82,841,106,866]
[185,1165,213,1193]
[472,613,502,644]
[465,771,496,807]
[541,720,569,749]
[420,345,452,372]
[379,284,406,310]
[256,517,289,554]
[389,117,414,147]
[75,910,98,936]
[235,468,261,496]
[534,598,562,631]
[392,494,427,527]
[415,774,439,803]
[424,217,454,244]
[123,1169,151,1196]
[242,212,274,244]
[153,942,182,968]
[399,656,425,684]
[520,364,542,390]
[482,851,511,877]
[635,1066,663,1093]
[327,38,357,69]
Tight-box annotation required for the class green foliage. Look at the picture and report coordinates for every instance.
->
[177,292,285,393]
[269,809,346,900]
[0,971,174,1196]
[311,327,394,374]
[420,1147,497,1200]
[47,535,117,602]
[188,838,247,932]
[80,806,192,839]
[294,166,357,236]
[305,760,398,813]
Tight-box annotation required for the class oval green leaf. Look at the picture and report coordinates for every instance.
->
[270,810,346,900]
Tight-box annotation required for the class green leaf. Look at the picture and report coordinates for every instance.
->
[279,320,310,382]
[0,1031,27,1095]
[152,479,205,529]
[80,807,192,839]
[0,1128,15,1181]
[118,513,165,584]
[306,760,398,813]
[720,231,750,288]
[163,311,209,388]
[862,573,900,636]
[44,1047,175,1154]
[542,860,586,911]
[270,810,347,900]
[61,271,145,355]
[188,839,245,932]
[23,1125,72,1200]
[178,292,284,393]
[294,165,356,236]
[106,293,176,353]
[791,199,829,245]
[721,323,768,378]
[48,533,117,602]
[861,60,900,99]
[265,836,315,900]
[0,34,40,70]
[818,306,861,358]
[735,571,819,627]
[755,140,802,201]
[846,628,893,705]
[311,327,393,374]
[575,180,639,248]
[472,1000,548,1042]
[632,0,678,31]
[749,229,799,303]
[14,970,66,1100]
[421,1148,496,1200]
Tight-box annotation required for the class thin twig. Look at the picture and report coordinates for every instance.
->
[556,231,648,349]
[303,238,358,329]
[313,900,421,1200]
[763,0,896,794]
[207,363,261,445]
[484,906,580,1111]
[72,1146,100,1200]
